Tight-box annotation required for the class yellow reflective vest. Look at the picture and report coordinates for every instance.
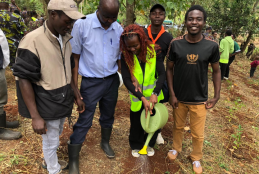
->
[129,45,164,112]
[31,17,37,21]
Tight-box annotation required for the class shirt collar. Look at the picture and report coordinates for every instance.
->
[43,20,72,44]
[92,11,115,31]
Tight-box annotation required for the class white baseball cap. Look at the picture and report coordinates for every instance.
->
[47,0,85,20]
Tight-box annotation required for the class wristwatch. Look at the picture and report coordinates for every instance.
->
[152,92,158,96]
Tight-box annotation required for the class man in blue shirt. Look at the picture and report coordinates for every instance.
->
[69,0,123,173]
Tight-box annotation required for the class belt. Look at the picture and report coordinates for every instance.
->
[82,73,117,80]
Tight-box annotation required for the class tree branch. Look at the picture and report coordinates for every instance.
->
[120,0,126,8]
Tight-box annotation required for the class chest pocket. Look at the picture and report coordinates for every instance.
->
[111,41,120,59]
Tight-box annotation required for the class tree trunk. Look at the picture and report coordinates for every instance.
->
[126,0,135,26]
[241,30,253,53]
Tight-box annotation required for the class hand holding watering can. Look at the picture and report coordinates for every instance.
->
[141,94,158,118]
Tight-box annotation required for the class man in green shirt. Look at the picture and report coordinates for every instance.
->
[224,34,241,79]
[219,30,234,80]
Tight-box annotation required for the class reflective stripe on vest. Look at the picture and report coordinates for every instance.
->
[128,45,164,112]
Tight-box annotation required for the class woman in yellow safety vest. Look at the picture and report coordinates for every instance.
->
[120,24,166,158]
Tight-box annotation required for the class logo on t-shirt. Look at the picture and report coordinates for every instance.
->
[187,54,198,64]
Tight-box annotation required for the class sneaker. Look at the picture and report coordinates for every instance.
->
[147,147,155,156]
[224,77,229,80]
[192,161,203,174]
[42,159,68,170]
[131,149,140,157]
[156,132,165,145]
[167,150,178,162]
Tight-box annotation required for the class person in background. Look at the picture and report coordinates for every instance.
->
[250,56,259,78]
[9,0,20,12]
[0,0,27,68]
[69,0,122,173]
[24,11,31,26]
[246,43,255,59]
[27,17,42,32]
[13,0,85,173]
[203,26,213,40]
[219,30,234,80]
[144,3,173,145]
[120,24,165,157]
[31,10,38,21]
[224,34,241,80]
[212,31,219,45]
[166,5,221,174]
[21,6,27,16]
[0,28,21,140]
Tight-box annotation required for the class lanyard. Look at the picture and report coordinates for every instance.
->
[147,25,165,44]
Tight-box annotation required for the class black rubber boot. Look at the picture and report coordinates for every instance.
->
[68,141,82,174]
[100,127,115,158]
[6,121,19,128]
[0,112,22,140]
[0,111,19,128]
[0,111,6,128]
[0,128,22,140]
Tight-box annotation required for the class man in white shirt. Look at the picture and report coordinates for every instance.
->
[0,28,21,140]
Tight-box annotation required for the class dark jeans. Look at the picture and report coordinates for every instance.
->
[225,56,235,78]
[220,62,228,80]
[129,105,159,150]
[250,67,256,77]
[70,74,119,144]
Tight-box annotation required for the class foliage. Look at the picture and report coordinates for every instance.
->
[80,0,192,24]
[16,0,45,15]
[231,125,243,149]
[207,0,259,38]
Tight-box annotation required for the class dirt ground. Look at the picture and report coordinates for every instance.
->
[0,54,258,174]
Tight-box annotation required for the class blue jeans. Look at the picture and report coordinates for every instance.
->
[70,74,119,144]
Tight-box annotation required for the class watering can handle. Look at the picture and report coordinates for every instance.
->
[145,103,153,129]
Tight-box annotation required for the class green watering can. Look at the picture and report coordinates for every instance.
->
[138,103,169,155]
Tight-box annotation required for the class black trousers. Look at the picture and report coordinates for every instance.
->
[250,67,256,77]
[225,56,235,78]
[129,106,159,150]
[220,63,228,80]
[70,74,119,144]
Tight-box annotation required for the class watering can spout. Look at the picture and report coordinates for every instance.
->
[138,132,154,155]
[138,145,148,155]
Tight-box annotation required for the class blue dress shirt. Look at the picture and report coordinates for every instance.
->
[70,12,123,78]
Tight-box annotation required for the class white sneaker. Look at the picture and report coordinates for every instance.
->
[131,149,140,157]
[147,147,155,156]
[224,77,229,80]
[156,132,165,145]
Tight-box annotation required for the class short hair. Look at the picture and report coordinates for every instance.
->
[99,0,119,8]
[225,30,232,36]
[232,34,236,39]
[23,7,27,10]
[185,5,207,22]
[14,9,20,15]
[32,10,37,16]
[212,31,217,35]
